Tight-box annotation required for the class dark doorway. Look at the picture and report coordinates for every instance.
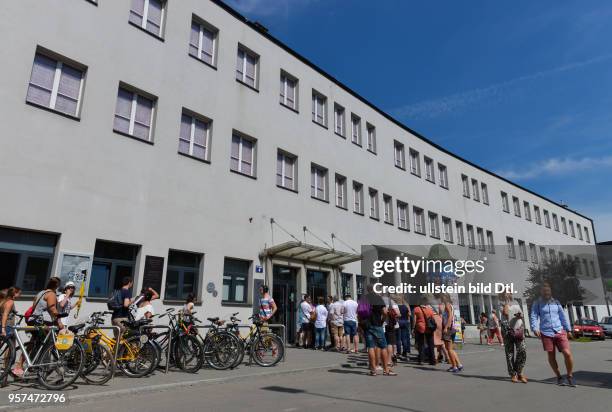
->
[306,269,328,306]
[272,266,297,344]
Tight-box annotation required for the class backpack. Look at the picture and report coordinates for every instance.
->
[106,289,123,311]
[357,296,372,321]
[419,306,437,333]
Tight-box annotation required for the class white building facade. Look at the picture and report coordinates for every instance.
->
[0,0,606,338]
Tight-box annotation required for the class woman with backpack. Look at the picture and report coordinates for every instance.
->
[395,294,411,359]
[499,292,527,383]
[413,294,436,365]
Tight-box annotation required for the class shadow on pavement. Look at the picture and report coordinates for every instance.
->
[454,370,612,389]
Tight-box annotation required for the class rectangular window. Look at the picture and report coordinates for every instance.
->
[456,221,465,246]
[486,231,495,253]
[222,258,249,303]
[513,197,521,217]
[413,207,425,234]
[428,212,440,238]
[397,201,409,230]
[179,111,210,161]
[501,192,509,213]
[409,149,421,176]
[552,214,559,231]
[129,0,165,37]
[351,114,361,145]
[442,217,453,243]
[584,227,590,243]
[230,133,256,177]
[353,182,364,214]
[165,250,202,300]
[236,46,259,89]
[383,195,393,224]
[506,237,516,259]
[471,179,480,201]
[438,164,448,188]
[518,240,527,261]
[334,104,345,137]
[544,210,551,228]
[425,157,435,183]
[89,240,139,298]
[462,175,470,198]
[534,206,541,225]
[279,71,298,111]
[467,225,475,249]
[310,164,328,201]
[26,52,85,118]
[312,91,327,126]
[189,17,217,66]
[394,141,406,170]
[569,221,575,237]
[539,246,547,262]
[529,243,538,264]
[561,217,568,234]
[477,228,485,251]
[366,124,376,153]
[577,223,583,240]
[524,201,531,221]
[276,150,297,191]
[369,188,379,220]
[335,174,347,209]
[113,86,156,141]
[481,183,489,204]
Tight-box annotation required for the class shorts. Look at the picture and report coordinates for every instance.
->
[4,325,15,338]
[344,320,357,337]
[365,326,387,349]
[385,326,397,345]
[330,325,344,339]
[300,322,313,333]
[541,331,570,353]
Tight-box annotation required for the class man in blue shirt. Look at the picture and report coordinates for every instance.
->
[530,282,575,387]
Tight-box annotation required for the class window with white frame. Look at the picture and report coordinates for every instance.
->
[189,17,217,66]
[351,114,361,145]
[552,214,559,231]
[561,217,567,234]
[428,212,440,238]
[471,179,480,201]
[394,141,405,169]
[569,221,575,237]
[506,237,516,259]
[539,246,547,261]
[383,195,393,224]
[462,175,470,197]
[366,124,376,153]
[577,223,583,240]
[524,201,531,221]
[529,243,538,264]
[477,228,485,251]
[442,217,453,242]
[534,205,541,224]
[230,133,256,176]
[466,225,475,249]
[413,207,425,234]
[501,192,510,212]
[397,201,409,230]
[438,164,448,188]
[310,164,328,201]
[236,46,259,89]
[481,183,489,204]
[179,111,210,161]
[425,157,435,182]
[486,230,495,253]
[312,91,327,126]
[518,240,527,261]
[276,150,297,191]
[584,227,590,242]
[26,52,85,117]
[335,174,347,209]
[279,71,298,110]
[456,221,465,246]
[409,149,421,176]
[544,210,551,228]
[513,197,521,217]
[353,182,364,214]
[129,0,165,37]
[369,188,379,219]
[114,86,156,141]
[334,104,345,136]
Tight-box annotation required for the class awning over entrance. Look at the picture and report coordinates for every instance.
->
[261,241,361,267]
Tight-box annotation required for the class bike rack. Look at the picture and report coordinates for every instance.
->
[142,325,172,374]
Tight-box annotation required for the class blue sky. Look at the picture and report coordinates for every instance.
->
[227,0,612,241]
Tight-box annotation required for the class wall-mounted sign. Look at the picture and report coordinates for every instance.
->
[206,282,215,293]
[58,252,92,295]
[255,265,263,273]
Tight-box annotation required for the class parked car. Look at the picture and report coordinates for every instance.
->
[572,318,605,340]
[600,316,612,338]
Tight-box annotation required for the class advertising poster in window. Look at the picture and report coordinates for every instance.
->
[58,252,93,296]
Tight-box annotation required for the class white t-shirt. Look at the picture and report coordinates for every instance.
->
[135,303,155,321]
[343,299,358,322]
[328,301,344,326]
[299,301,313,324]
[314,305,328,328]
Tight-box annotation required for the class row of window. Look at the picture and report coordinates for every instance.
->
[504,237,598,277]
[461,174,489,205]
[394,142,449,189]
[500,192,590,242]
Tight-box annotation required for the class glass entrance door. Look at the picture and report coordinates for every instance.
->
[272,266,297,343]
[306,269,328,306]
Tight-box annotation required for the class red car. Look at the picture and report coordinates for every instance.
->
[573,318,605,340]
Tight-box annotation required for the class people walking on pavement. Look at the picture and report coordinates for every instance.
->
[361,284,396,376]
[441,293,463,372]
[413,295,436,366]
[499,292,527,383]
[530,282,575,387]
[479,312,488,344]
[328,296,345,351]
[314,297,328,350]
[488,310,503,345]
[395,294,411,358]
[342,294,359,353]
[298,295,314,348]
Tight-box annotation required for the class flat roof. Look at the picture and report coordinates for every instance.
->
[262,241,362,267]
[211,0,595,229]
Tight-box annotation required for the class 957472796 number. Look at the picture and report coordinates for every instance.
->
[8,393,66,403]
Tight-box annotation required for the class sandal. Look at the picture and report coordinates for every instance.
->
[368,370,377,376]
[383,370,398,376]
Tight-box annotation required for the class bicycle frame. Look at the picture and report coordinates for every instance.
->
[13,325,59,377]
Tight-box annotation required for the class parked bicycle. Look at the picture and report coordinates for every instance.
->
[226,314,284,367]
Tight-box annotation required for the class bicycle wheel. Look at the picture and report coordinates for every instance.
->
[37,339,84,390]
[81,342,114,385]
[203,332,240,370]
[175,335,204,373]
[251,333,284,367]
[230,335,246,369]
[0,336,15,383]
[117,336,158,378]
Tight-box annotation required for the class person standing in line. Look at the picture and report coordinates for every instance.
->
[328,296,345,351]
[363,284,396,376]
[298,295,314,348]
[342,294,359,353]
[382,293,400,366]
[530,282,575,387]
[395,294,411,359]
[488,310,504,345]
[499,292,527,383]
[433,300,449,364]
[413,295,436,366]
[479,313,489,344]
[314,297,328,350]
[441,294,463,372]
[326,296,334,350]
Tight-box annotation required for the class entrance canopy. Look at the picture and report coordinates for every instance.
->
[261,241,361,267]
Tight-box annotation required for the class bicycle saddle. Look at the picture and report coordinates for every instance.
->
[68,323,86,333]
[207,317,219,323]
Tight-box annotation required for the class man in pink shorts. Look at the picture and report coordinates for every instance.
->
[529,282,575,387]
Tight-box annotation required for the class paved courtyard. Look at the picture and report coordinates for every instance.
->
[1,337,610,411]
